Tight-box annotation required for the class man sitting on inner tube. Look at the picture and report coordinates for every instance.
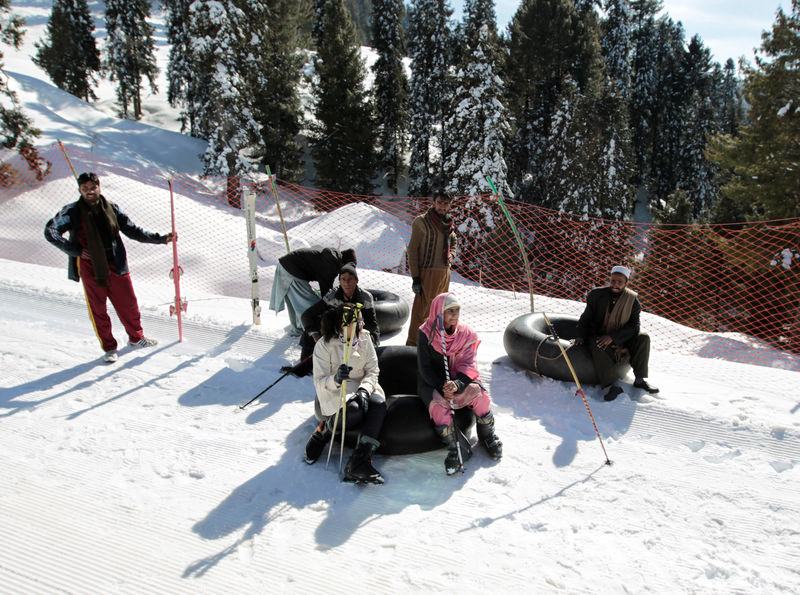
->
[283,263,380,377]
[573,265,660,401]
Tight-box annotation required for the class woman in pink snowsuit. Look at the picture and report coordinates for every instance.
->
[416,292,502,474]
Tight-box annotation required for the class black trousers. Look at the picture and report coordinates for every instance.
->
[589,332,651,387]
[321,393,387,442]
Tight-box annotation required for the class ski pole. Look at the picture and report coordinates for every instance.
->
[58,139,78,181]
[542,312,612,465]
[239,354,313,409]
[325,304,361,473]
[266,165,290,253]
[439,311,465,473]
[486,176,534,312]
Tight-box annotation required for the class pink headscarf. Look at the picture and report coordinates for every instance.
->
[419,293,481,381]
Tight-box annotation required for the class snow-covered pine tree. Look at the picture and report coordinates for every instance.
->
[0,0,30,152]
[371,0,408,194]
[444,3,512,283]
[189,0,264,205]
[540,77,585,213]
[312,0,325,45]
[504,0,604,205]
[250,0,310,182]
[676,89,719,220]
[163,0,198,135]
[407,0,454,197]
[708,0,800,220]
[589,79,635,220]
[443,41,510,198]
[670,35,721,220]
[628,0,662,191]
[33,0,100,102]
[309,0,376,194]
[104,0,159,120]
[444,0,509,199]
[648,18,689,209]
[717,58,745,137]
[1,1,50,183]
[601,0,632,105]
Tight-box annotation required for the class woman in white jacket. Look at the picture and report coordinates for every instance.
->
[305,305,387,484]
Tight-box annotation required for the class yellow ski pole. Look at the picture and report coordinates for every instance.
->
[542,312,612,465]
[325,304,362,473]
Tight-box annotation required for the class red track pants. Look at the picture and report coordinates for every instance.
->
[78,258,145,352]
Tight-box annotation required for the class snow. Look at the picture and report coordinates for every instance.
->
[2,2,800,593]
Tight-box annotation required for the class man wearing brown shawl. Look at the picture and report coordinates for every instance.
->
[405,189,458,346]
[44,172,175,363]
[575,266,659,401]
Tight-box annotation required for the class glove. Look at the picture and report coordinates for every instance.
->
[411,276,422,295]
[334,364,352,384]
[350,387,370,413]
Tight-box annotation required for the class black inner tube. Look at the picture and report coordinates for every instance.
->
[318,345,475,455]
[503,312,630,386]
[367,289,410,335]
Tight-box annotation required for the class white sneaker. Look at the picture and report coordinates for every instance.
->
[129,337,157,348]
[104,350,118,363]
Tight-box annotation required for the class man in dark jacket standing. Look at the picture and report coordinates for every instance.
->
[574,266,659,401]
[268,246,356,336]
[405,190,458,346]
[44,172,175,363]
[285,263,380,377]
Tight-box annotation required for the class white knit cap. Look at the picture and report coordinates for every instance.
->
[610,265,631,279]
[443,293,460,311]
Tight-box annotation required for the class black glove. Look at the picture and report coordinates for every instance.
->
[412,276,422,295]
[350,387,370,413]
[334,364,352,384]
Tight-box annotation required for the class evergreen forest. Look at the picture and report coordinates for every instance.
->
[4,0,799,223]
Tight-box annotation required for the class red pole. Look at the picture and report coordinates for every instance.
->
[168,179,184,342]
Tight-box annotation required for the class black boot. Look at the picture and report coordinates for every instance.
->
[344,436,384,484]
[304,420,331,464]
[476,411,503,460]
[435,424,471,475]
[282,335,314,377]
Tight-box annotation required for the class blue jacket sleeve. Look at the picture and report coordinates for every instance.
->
[114,203,166,244]
[44,204,82,257]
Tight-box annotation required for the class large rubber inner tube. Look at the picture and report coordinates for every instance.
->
[375,345,418,395]
[318,345,475,455]
[503,312,630,386]
[367,289,410,334]
[377,394,474,455]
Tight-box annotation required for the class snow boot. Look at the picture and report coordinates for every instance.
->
[603,384,624,401]
[633,378,659,393]
[476,411,503,459]
[435,424,472,475]
[304,420,332,465]
[344,436,384,484]
[283,335,314,378]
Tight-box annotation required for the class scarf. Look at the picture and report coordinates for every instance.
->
[419,293,480,381]
[427,207,454,264]
[78,196,119,286]
[601,287,637,364]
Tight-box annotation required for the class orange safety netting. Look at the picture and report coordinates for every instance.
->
[4,143,800,367]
